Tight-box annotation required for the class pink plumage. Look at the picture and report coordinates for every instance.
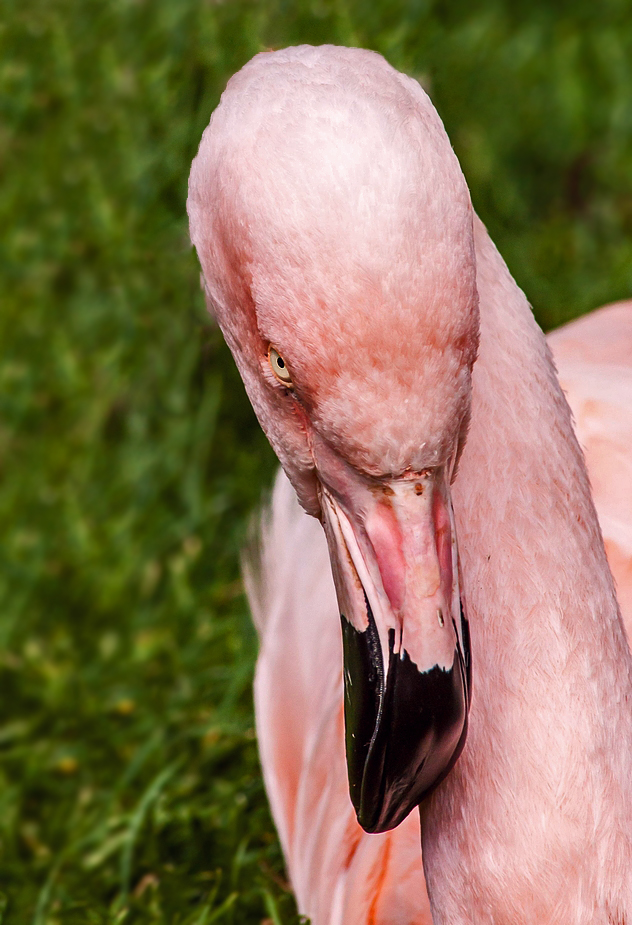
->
[549,302,632,634]
[188,45,632,925]
[247,299,632,924]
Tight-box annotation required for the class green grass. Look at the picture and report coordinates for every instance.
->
[0,0,631,922]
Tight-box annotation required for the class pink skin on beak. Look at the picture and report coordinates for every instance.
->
[312,433,471,833]
[366,474,459,668]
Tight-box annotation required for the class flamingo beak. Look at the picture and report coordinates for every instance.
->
[319,465,471,833]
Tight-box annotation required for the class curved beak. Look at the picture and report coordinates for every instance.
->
[319,459,471,833]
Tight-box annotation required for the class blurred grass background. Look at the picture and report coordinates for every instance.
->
[0,0,631,922]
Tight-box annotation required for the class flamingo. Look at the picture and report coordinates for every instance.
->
[187,45,632,924]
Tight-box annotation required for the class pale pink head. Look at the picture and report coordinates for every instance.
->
[188,45,479,833]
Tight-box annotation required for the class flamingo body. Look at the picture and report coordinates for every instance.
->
[549,302,632,633]
[248,299,632,925]
[188,44,632,925]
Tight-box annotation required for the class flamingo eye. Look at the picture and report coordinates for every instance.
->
[268,346,293,386]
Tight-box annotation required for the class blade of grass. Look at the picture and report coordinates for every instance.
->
[116,760,180,909]
[262,890,283,925]
[206,892,238,923]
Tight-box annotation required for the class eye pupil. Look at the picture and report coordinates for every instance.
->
[268,346,293,387]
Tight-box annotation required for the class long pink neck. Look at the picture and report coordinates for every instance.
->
[420,217,632,924]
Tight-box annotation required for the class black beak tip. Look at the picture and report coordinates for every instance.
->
[341,604,470,834]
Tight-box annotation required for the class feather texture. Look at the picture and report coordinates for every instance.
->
[187,43,632,925]
[247,296,632,925]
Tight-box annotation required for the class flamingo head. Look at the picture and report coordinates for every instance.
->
[188,45,479,833]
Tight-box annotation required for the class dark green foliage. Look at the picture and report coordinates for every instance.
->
[0,0,630,922]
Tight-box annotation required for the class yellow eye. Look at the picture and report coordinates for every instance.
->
[268,346,293,386]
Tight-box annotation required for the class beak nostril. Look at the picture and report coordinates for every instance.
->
[414,482,424,495]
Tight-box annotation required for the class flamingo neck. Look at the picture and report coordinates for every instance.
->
[420,217,632,924]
